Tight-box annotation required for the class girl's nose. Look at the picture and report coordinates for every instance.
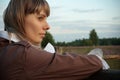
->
[43,22,50,30]
[46,24,50,30]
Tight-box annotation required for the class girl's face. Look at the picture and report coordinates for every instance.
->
[24,10,50,45]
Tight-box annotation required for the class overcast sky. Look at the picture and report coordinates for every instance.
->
[0,0,120,42]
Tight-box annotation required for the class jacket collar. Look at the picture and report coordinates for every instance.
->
[0,31,20,42]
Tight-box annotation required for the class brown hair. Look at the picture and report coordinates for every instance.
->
[4,0,50,39]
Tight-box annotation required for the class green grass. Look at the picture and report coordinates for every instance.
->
[56,46,120,69]
[106,59,120,70]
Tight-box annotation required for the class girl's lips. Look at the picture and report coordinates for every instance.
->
[41,34,45,38]
[39,33,46,38]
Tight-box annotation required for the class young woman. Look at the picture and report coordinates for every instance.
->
[0,0,110,80]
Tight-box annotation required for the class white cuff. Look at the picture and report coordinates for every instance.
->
[44,43,55,53]
[88,48,110,69]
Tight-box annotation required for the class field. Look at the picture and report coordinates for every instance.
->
[55,46,120,69]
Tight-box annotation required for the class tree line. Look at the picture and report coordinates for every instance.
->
[55,38,120,46]
[41,29,120,47]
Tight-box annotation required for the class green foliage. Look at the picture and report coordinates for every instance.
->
[106,59,120,69]
[99,38,120,45]
[82,39,93,46]
[41,32,55,48]
[56,42,67,46]
[89,29,99,46]
[68,39,82,46]
[55,38,120,46]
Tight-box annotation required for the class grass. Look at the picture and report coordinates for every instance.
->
[56,46,120,69]
[106,58,120,70]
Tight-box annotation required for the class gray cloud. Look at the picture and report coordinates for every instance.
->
[51,6,62,10]
[0,15,4,30]
[72,9,103,13]
[112,16,120,20]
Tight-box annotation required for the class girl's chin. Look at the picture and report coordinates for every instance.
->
[31,40,42,46]
[32,42,41,46]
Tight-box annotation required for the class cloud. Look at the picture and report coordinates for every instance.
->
[72,9,103,13]
[48,18,120,30]
[0,1,8,15]
[0,17,4,30]
[51,6,62,10]
[49,26,89,35]
[112,16,120,20]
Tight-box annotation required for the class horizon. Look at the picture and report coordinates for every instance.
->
[0,0,120,42]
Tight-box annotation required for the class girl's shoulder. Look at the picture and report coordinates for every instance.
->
[11,40,31,48]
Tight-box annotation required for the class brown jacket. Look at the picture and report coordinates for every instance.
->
[0,37,102,80]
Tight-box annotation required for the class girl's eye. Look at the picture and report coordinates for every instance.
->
[38,17,44,20]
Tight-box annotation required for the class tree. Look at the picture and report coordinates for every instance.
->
[89,29,99,46]
[41,32,55,48]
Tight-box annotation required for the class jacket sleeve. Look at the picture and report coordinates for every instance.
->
[25,46,102,80]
